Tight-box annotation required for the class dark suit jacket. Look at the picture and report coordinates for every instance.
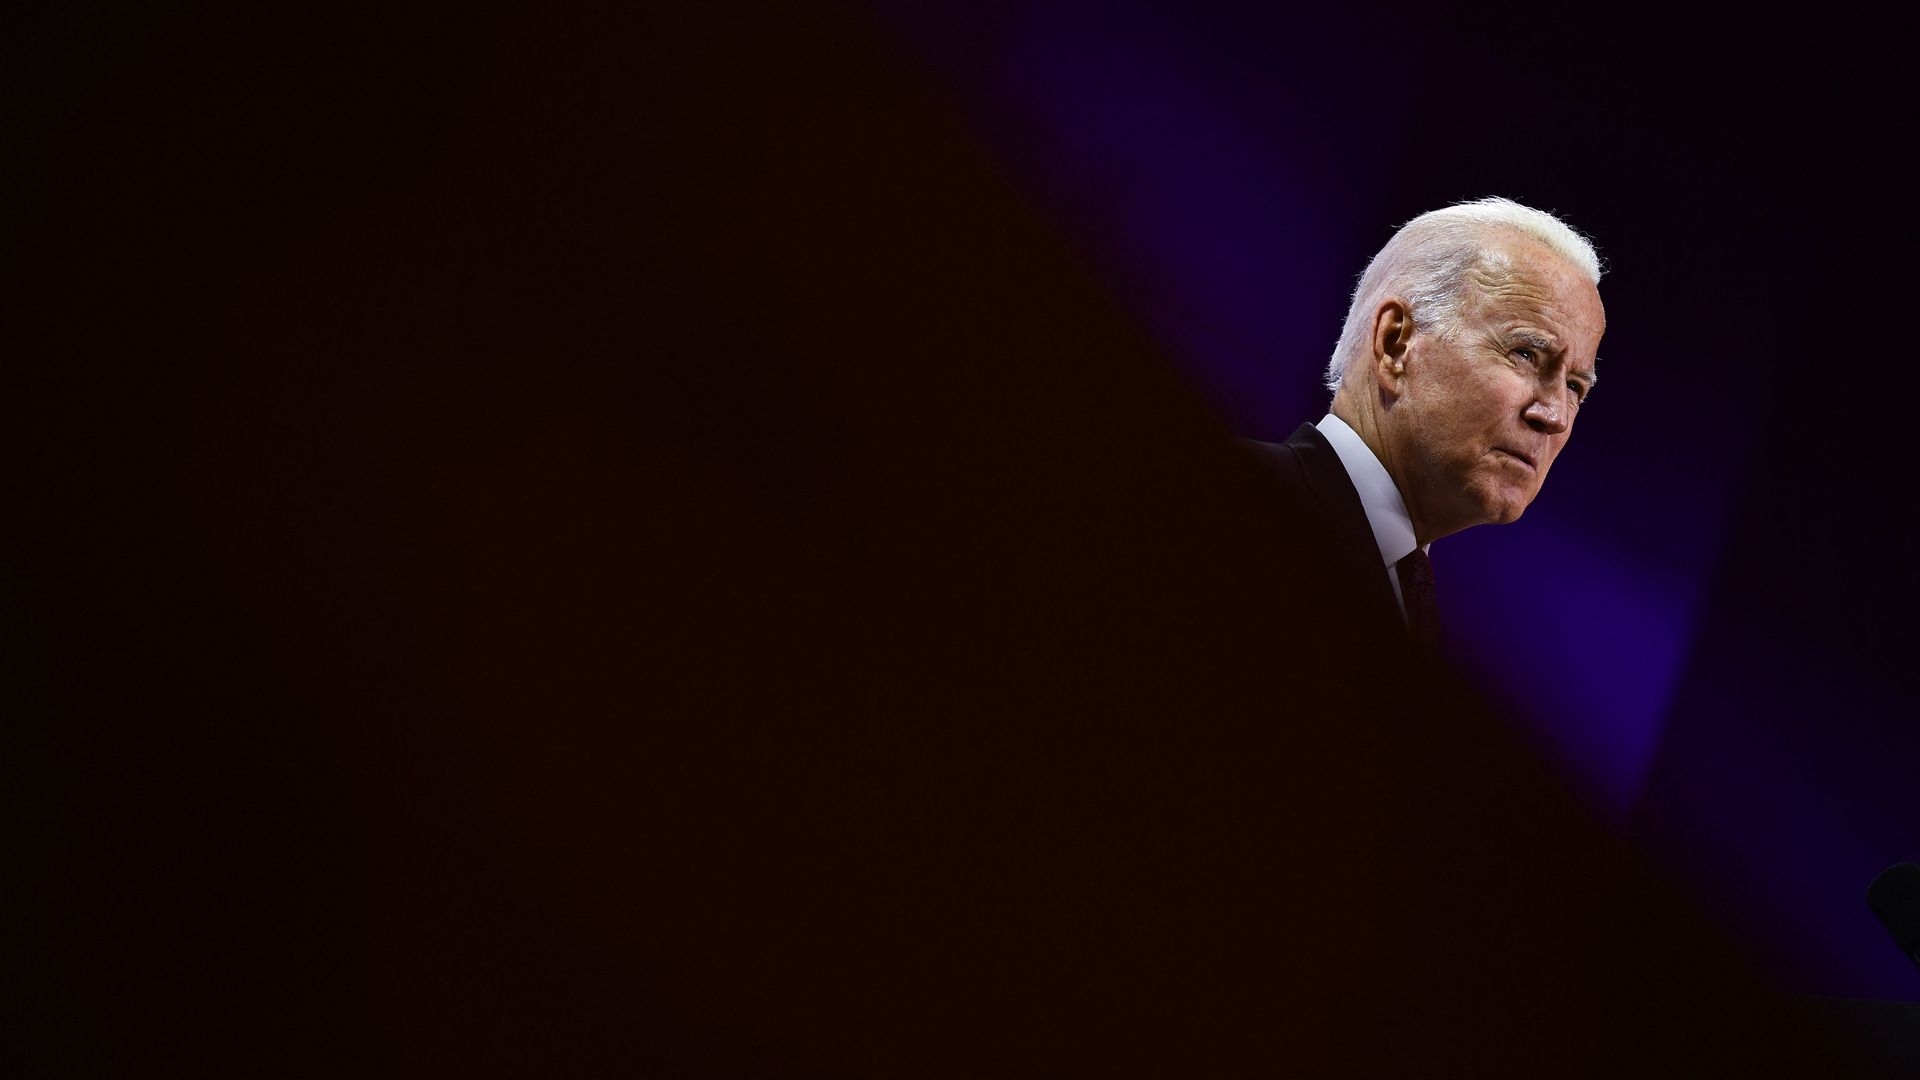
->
[1236,421,1407,652]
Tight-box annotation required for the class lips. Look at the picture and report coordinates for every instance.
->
[1494,446,1538,469]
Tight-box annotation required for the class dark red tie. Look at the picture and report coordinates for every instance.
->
[1395,548,1440,651]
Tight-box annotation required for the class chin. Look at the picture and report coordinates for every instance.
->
[1479,492,1533,526]
[1497,491,1540,523]
[1464,479,1535,528]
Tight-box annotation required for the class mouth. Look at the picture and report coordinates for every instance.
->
[1493,446,1538,470]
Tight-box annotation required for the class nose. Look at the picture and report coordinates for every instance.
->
[1523,398,1568,435]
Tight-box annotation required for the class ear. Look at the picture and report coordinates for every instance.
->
[1369,298,1414,396]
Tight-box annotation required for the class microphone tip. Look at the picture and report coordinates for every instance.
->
[1866,862,1920,961]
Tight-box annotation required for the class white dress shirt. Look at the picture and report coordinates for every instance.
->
[1314,413,1429,623]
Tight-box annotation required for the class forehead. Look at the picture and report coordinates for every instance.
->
[1466,235,1606,355]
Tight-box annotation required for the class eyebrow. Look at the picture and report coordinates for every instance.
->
[1507,329,1597,387]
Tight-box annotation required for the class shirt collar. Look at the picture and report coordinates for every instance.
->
[1315,413,1425,568]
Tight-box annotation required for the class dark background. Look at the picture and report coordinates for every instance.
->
[16,2,1918,1074]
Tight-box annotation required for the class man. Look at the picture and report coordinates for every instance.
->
[1241,197,1606,647]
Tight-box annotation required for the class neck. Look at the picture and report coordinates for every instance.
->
[1330,386,1439,546]
[1329,389,1381,463]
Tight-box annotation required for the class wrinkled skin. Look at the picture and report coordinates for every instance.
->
[1337,229,1605,544]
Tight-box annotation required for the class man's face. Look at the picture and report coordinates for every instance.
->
[1385,235,1605,541]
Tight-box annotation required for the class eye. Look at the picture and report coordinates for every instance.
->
[1513,347,1538,365]
[1567,380,1587,403]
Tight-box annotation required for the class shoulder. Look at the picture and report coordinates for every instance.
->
[1235,424,1332,505]
[1234,422,1382,593]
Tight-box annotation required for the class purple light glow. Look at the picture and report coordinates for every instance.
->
[885,1,1371,431]
[1442,519,1704,823]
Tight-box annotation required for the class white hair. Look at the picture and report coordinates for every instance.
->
[1322,197,1603,395]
